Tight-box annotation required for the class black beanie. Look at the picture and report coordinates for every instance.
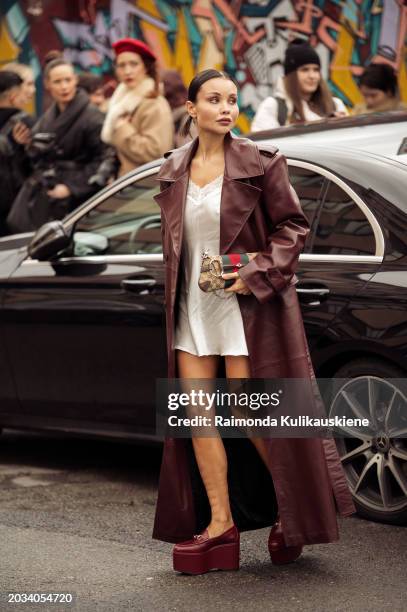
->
[284,39,321,75]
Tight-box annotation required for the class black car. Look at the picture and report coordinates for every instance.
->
[0,142,406,527]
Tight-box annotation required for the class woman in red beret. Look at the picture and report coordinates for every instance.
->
[101,38,174,176]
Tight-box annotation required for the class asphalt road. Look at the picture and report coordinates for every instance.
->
[0,429,405,612]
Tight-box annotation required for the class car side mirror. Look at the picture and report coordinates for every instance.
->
[28,221,72,261]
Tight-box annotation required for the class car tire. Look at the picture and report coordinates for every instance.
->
[330,358,407,526]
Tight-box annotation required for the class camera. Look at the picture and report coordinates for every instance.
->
[27,132,61,191]
[41,168,58,190]
[27,132,58,161]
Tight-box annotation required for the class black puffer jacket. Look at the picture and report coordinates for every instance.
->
[7,88,107,234]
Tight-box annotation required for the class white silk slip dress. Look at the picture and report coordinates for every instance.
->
[173,174,249,356]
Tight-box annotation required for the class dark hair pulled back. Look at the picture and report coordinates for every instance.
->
[142,55,160,97]
[180,69,238,137]
[43,50,73,79]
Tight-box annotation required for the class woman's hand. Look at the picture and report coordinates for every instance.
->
[47,184,71,199]
[12,121,31,145]
[222,272,252,295]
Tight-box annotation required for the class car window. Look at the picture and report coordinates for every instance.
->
[72,174,161,256]
[288,165,325,251]
[311,180,376,256]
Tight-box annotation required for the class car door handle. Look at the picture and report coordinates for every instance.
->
[296,285,330,306]
[121,278,157,293]
[296,287,330,296]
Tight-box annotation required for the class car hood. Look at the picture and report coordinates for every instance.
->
[0,232,34,252]
[0,233,33,281]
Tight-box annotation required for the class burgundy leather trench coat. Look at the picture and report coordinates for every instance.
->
[152,131,355,546]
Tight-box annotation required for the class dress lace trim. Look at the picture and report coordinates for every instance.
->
[188,174,224,196]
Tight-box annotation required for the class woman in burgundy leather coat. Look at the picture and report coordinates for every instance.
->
[153,69,355,575]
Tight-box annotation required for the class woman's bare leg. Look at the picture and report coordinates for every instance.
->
[177,349,234,538]
[224,355,271,470]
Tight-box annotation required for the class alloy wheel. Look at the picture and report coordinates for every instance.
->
[329,376,407,515]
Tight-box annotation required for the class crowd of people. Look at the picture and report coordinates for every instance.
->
[251,39,406,131]
[0,37,404,237]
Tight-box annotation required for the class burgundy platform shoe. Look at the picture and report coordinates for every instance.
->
[173,525,240,575]
[268,518,303,565]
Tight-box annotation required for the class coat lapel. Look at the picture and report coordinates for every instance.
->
[219,177,262,255]
[155,132,265,259]
[154,176,189,260]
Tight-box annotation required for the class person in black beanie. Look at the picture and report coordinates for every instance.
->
[251,38,347,132]
[353,63,407,114]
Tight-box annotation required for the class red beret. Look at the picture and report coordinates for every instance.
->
[112,38,156,61]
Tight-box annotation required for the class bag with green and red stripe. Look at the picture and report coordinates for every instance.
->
[198,252,258,292]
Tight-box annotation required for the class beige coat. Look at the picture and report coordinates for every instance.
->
[102,76,174,176]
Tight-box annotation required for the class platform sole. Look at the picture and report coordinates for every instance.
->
[173,542,240,575]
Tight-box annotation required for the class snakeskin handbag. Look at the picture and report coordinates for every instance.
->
[198,251,258,292]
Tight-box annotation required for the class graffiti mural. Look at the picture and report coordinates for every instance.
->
[0,0,406,130]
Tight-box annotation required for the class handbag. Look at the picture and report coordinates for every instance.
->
[198,251,258,293]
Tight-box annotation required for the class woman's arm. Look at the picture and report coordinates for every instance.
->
[333,97,348,116]
[237,152,309,304]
